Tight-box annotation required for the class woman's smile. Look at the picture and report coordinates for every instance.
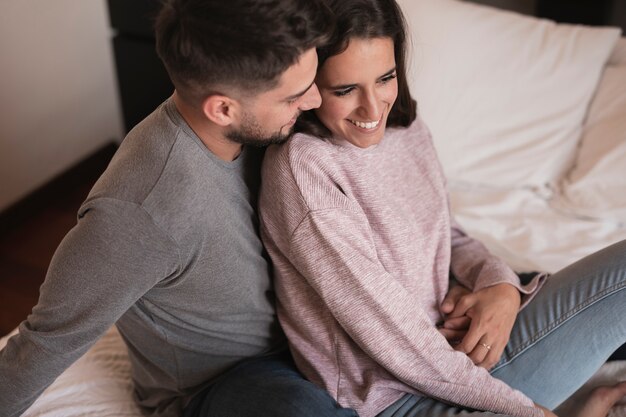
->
[314,37,398,148]
[347,113,383,131]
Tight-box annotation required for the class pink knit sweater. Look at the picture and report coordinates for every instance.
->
[259,118,544,417]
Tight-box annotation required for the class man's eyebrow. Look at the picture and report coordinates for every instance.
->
[327,67,397,90]
[285,80,316,101]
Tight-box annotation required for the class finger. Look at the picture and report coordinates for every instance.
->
[438,328,467,343]
[467,345,489,366]
[477,343,501,370]
[442,316,471,330]
[441,285,468,314]
[467,339,491,366]
[457,310,481,350]
[448,295,475,319]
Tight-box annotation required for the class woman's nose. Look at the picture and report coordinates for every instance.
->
[359,89,381,120]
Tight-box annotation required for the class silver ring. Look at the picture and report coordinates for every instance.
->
[480,343,491,351]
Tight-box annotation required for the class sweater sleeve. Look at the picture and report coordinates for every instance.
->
[0,198,180,417]
[287,207,542,417]
[415,114,545,302]
[449,216,545,307]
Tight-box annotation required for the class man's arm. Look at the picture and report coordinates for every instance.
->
[0,199,179,417]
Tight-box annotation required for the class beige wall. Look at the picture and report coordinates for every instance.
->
[0,0,123,212]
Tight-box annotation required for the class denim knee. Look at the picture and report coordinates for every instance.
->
[184,352,357,417]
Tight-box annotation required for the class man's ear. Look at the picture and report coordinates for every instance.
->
[200,94,241,127]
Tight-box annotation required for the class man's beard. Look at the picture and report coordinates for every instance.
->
[226,111,297,147]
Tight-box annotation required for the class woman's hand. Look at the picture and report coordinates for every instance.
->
[439,283,521,369]
[438,284,471,344]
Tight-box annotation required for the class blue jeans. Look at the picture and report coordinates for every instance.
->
[183,349,358,417]
[378,239,626,417]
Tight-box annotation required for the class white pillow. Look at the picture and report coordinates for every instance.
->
[609,37,626,65]
[557,61,626,223]
[397,0,621,190]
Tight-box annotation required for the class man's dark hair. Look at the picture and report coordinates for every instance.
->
[296,0,417,138]
[155,0,334,105]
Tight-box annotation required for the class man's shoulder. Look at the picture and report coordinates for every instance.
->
[87,102,207,209]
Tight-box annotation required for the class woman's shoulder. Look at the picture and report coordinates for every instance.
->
[386,116,432,143]
[262,132,351,212]
[384,117,445,176]
[264,132,336,175]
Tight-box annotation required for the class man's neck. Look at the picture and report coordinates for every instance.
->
[172,92,243,162]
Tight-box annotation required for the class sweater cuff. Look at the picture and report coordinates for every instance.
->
[472,261,548,310]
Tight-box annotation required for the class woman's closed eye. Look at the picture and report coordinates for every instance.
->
[333,87,356,97]
[332,73,397,98]
[379,73,397,85]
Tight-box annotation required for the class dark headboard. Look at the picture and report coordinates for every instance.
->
[107,0,173,133]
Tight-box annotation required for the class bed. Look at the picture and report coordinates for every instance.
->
[2,0,625,415]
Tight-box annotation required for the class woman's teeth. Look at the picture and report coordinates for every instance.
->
[349,119,380,129]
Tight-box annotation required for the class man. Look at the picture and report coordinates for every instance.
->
[0,1,356,416]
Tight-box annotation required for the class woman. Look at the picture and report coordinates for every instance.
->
[258,0,626,416]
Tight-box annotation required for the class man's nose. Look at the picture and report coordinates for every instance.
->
[299,83,322,111]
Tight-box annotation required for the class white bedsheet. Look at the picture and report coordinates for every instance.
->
[449,184,626,274]
[1,326,141,417]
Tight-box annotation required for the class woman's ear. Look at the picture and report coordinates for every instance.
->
[201,95,240,127]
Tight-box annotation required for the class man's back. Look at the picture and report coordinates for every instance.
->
[0,99,283,416]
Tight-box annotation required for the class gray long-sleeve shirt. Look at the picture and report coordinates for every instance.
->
[0,98,284,417]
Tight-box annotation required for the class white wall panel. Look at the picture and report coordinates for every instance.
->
[0,0,123,211]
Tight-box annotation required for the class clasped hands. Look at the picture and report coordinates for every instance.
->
[437,283,626,416]
[438,282,521,370]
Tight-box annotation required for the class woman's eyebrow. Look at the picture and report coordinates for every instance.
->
[326,67,397,90]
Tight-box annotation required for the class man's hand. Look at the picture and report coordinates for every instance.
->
[439,283,521,370]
